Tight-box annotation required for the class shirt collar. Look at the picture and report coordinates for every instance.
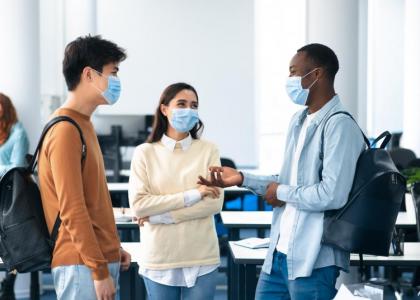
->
[297,95,341,126]
[161,134,192,152]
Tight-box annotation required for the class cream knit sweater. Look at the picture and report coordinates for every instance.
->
[129,138,224,270]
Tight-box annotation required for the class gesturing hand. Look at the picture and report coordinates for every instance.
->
[264,182,285,208]
[197,167,243,188]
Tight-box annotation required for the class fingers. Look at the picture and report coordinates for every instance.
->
[207,186,220,198]
[208,166,223,173]
[138,217,149,226]
[197,176,212,186]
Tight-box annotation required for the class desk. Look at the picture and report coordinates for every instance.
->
[108,183,252,195]
[228,242,420,300]
[108,182,130,192]
[221,193,416,238]
[222,194,416,300]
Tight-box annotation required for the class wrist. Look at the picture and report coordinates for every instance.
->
[239,172,244,186]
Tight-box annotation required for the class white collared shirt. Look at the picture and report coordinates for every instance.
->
[276,111,318,254]
[161,133,193,152]
[139,133,219,287]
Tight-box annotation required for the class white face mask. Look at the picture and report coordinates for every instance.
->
[285,68,318,106]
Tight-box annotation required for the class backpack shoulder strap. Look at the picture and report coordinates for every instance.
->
[28,116,87,173]
[318,111,370,180]
[28,116,87,243]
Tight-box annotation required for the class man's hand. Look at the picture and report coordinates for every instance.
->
[94,276,116,300]
[197,166,243,188]
[264,182,285,208]
[120,248,131,271]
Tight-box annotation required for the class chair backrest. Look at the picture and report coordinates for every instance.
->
[221,157,237,169]
[389,148,417,170]
[408,158,420,169]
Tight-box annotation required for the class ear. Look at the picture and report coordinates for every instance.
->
[160,104,169,117]
[315,68,324,80]
[82,67,94,82]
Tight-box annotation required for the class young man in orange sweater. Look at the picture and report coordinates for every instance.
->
[38,35,131,300]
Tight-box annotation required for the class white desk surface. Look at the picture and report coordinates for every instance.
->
[221,193,416,227]
[121,242,142,264]
[108,183,250,193]
[229,241,420,266]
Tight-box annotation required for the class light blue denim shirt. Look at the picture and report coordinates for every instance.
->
[242,96,365,280]
[0,122,29,177]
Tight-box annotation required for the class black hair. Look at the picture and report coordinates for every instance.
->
[297,43,339,82]
[147,82,204,143]
[63,35,127,91]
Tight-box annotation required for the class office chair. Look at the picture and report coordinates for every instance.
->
[408,182,420,293]
[221,157,237,169]
[389,148,417,171]
[408,159,420,169]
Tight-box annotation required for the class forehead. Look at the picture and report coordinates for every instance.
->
[173,89,197,101]
[290,51,311,69]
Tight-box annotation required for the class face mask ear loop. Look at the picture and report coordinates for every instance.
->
[308,77,318,89]
[90,69,107,94]
[302,68,319,89]
[302,67,319,78]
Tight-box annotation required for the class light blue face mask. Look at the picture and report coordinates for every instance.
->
[285,68,318,106]
[169,108,199,133]
[93,70,121,105]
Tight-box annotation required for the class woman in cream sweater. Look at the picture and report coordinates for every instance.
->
[129,82,224,300]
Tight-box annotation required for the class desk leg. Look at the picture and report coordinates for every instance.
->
[120,264,146,300]
[30,271,40,300]
[244,265,257,300]
[228,228,240,300]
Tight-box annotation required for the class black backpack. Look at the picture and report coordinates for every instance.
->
[0,116,86,273]
[320,112,406,256]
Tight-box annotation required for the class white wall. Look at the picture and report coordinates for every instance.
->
[95,0,257,167]
[402,0,420,156]
[306,0,360,120]
[367,0,405,137]
[254,0,306,173]
[0,0,41,152]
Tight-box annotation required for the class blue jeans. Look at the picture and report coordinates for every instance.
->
[52,262,120,300]
[255,251,340,300]
[142,269,217,300]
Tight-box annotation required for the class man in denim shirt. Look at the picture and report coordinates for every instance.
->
[199,44,365,299]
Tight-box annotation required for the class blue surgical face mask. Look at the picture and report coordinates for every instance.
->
[285,68,318,106]
[169,108,199,133]
[93,70,121,105]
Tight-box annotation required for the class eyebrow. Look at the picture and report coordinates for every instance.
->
[177,99,198,105]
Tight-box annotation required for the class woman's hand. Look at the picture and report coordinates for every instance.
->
[198,166,243,188]
[197,185,221,199]
[133,216,150,226]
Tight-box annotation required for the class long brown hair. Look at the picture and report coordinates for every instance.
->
[147,83,204,143]
[0,93,18,145]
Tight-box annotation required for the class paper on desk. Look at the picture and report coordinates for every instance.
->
[334,285,369,300]
[234,237,270,249]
